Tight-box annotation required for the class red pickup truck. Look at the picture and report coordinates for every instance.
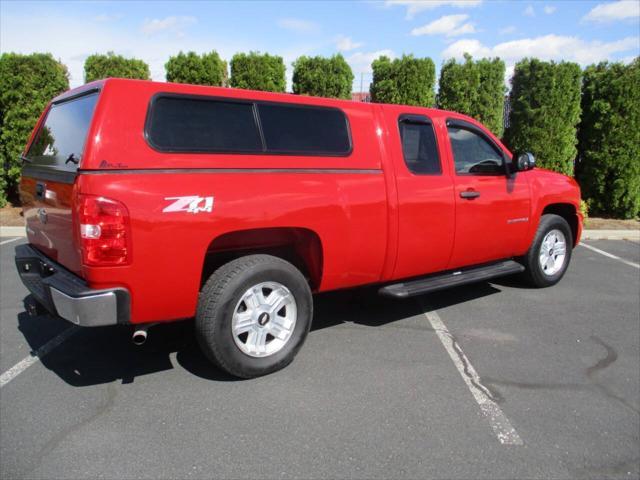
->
[15,78,582,378]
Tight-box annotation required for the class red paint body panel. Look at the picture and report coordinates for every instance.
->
[21,178,83,275]
[77,171,388,323]
[527,168,583,246]
[19,78,582,324]
[442,113,531,267]
[378,105,456,279]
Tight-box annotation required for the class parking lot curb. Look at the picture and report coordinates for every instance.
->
[582,229,640,241]
[0,226,26,238]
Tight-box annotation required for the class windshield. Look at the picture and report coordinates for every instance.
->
[25,93,99,171]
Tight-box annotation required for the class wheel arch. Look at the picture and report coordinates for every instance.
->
[200,227,324,291]
[541,203,579,246]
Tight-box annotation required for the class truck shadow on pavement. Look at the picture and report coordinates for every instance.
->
[17,282,502,386]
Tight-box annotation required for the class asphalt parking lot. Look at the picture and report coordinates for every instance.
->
[1,237,638,479]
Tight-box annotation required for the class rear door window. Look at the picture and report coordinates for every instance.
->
[398,116,441,175]
[146,96,262,153]
[257,103,351,155]
[26,93,99,171]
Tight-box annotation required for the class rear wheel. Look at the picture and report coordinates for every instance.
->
[196,255,312,378]
[521,214,573,287]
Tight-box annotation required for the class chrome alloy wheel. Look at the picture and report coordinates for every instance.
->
[231,282,297,358]
[538,229,567,276]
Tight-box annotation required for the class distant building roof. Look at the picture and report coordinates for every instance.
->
[351,92,371,102]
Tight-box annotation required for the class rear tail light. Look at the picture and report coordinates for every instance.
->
[76,194,131,266]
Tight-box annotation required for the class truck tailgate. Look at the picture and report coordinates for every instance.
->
[21,173,81,275]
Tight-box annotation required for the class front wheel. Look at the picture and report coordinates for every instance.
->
[196,254,313,379]
[521,214,573,288]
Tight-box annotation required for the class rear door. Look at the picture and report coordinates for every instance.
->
[383,109,456,280]
[445,119,530,269]
[20,92,99,275]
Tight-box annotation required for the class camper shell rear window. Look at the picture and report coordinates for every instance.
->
[145,94,352,156]
[25,92,99,172]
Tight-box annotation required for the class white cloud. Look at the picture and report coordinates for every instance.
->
[442,34,639,66]
[523,5,535,16]
[411,14,476,37]
[347,49,396,73]
[499,25,516,35]
[583,0,640,23]
[385,0,482,19]
[442,39,491,59]
[277,18,320,34]
[141,16,196,36]
[335,35,364,51]
[543,5,557,14]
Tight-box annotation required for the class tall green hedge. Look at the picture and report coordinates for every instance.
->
[230,52,285,92]
[438,55,478,119]
[0,53,69,206]
[84,52,150,83]
[165,51,227,86]
[577,58,640,219]
[504,59,581,176]
[438,54,506,137]
[292,54,353,99]
[370,55,435,107]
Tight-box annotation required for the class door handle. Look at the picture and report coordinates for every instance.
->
[460,190,480,199]
[36,182,46,199]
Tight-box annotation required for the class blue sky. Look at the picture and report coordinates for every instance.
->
[1,0,638,90]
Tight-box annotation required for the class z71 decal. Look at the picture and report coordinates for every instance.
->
[163,196,214,214]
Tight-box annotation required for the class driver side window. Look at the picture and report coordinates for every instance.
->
[448,126,504,175]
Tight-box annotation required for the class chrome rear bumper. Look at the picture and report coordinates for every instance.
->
[14,244,130,327]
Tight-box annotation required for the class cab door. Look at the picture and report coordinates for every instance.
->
[383,109,456,280]
[445,119,530,269]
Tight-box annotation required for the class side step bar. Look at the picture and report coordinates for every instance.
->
[379,260,525,299]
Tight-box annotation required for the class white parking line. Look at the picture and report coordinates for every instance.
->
[0,237,21,246]
[580,242,639,269]
[422,307,524,446]
[0,327,77,388]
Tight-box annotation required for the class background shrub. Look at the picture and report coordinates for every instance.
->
[504,58,581,176]
[370,55,435,107]
[438,54,506,137]
[580,199,590,222]
[438,54,478,119]
[0,53,69,207]
[230,52,285,92]
[292,54,353,99]
[475,58,507,137]
[577,59,640,219]
[84,51,150,82]
[165,51,227,86]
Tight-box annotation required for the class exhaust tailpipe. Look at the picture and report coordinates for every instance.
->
[132,329,148,346]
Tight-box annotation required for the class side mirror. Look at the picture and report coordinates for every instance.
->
[514,152,535,172]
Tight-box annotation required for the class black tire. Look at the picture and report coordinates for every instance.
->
[521,214,573,288]
[196,254,313,379]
